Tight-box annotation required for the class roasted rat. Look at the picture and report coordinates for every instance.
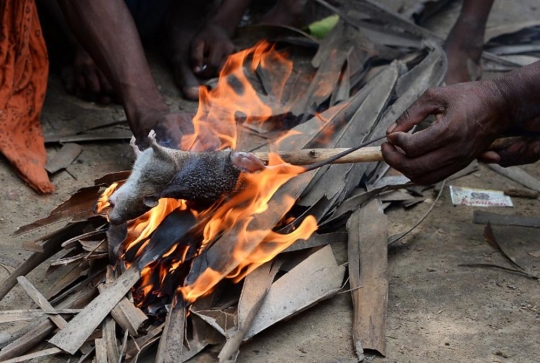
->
[107,131,265,224]
[106,131,386,225]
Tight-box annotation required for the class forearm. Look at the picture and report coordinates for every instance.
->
[459,0,494,25]
[209,0,251,36]
[493,61,540,128]
[57,0,168,133]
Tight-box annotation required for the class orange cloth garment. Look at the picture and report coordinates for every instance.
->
[0,0,54,193]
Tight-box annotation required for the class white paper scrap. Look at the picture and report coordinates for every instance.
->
[449,186,513,207]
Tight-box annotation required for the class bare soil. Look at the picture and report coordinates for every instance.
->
[1,1,540,362]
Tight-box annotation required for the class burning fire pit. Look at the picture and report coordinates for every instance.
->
[0,12,450,362]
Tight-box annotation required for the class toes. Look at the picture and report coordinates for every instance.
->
[182,86,200,101]
[174,65,200,101]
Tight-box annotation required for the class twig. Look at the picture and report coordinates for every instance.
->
[84,239,106,261]
[0,263,12,274]
[459,263,539,280]
[77,348,94,363]
[0,347,62,363]
[338,285,364,295]
[118,330,129,363]
[388,179,446,245]
[16,276,67,329]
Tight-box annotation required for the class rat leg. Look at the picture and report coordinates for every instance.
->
[130,136,143,157]
[147,129,157,145]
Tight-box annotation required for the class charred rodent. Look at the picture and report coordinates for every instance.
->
[106,131,385,225]
[159,150,242,203]
[107,131,265,225]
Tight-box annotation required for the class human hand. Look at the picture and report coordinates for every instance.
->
[63,47,115,104]
[479,119,540,167]
[133,111,221,151]
[381,81,513,185]
[190,24,236,78]
[480,138,540,167]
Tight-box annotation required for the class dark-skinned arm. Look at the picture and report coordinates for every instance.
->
[382,61,540,185]
[56,0,193,148]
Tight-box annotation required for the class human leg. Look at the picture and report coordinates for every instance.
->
[444,0,494,85]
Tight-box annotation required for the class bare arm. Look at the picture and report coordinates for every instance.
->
[382,61,540,184]
[56,0,173,141]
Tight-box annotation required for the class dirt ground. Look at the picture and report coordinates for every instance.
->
[2,1,540,362]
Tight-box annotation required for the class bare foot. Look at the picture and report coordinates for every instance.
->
[172,53,201,101]
[62,47,115,104]
[444,28,483,85]
[443,3,492,85]
[165,0,210,101]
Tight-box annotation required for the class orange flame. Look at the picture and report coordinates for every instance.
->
[179,214,317,303]
[95,182,119,213]
[98,41,322,309]
[182,41,293,151]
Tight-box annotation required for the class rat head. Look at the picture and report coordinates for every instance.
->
[107,136,182,225]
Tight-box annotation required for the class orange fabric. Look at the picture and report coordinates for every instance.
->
[0,0,53,193]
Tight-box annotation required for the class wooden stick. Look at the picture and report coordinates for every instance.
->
[97,267,148,336]
[0,221,94,301]
[252,136,536,166]
[0,309,81,324]
[0,347,62,363]
[0,236,64,300]
[252,146,382,165]
[16,277,68,330]
[118,329,129,363]
[103,317,120,363]
[155,303,186,363]
[49,266,141,355]
[95,338,108,363]
[0,287,96,362]
[347,199,388,358]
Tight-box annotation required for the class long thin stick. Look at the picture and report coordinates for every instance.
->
[16,276,68,329]
[253,146,382,165]
[253,136,533,166]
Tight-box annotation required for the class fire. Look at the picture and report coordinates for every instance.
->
[97,41,320,310]
[180,215,318,303]
[96,182,119,213]
[182,41,294,151]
